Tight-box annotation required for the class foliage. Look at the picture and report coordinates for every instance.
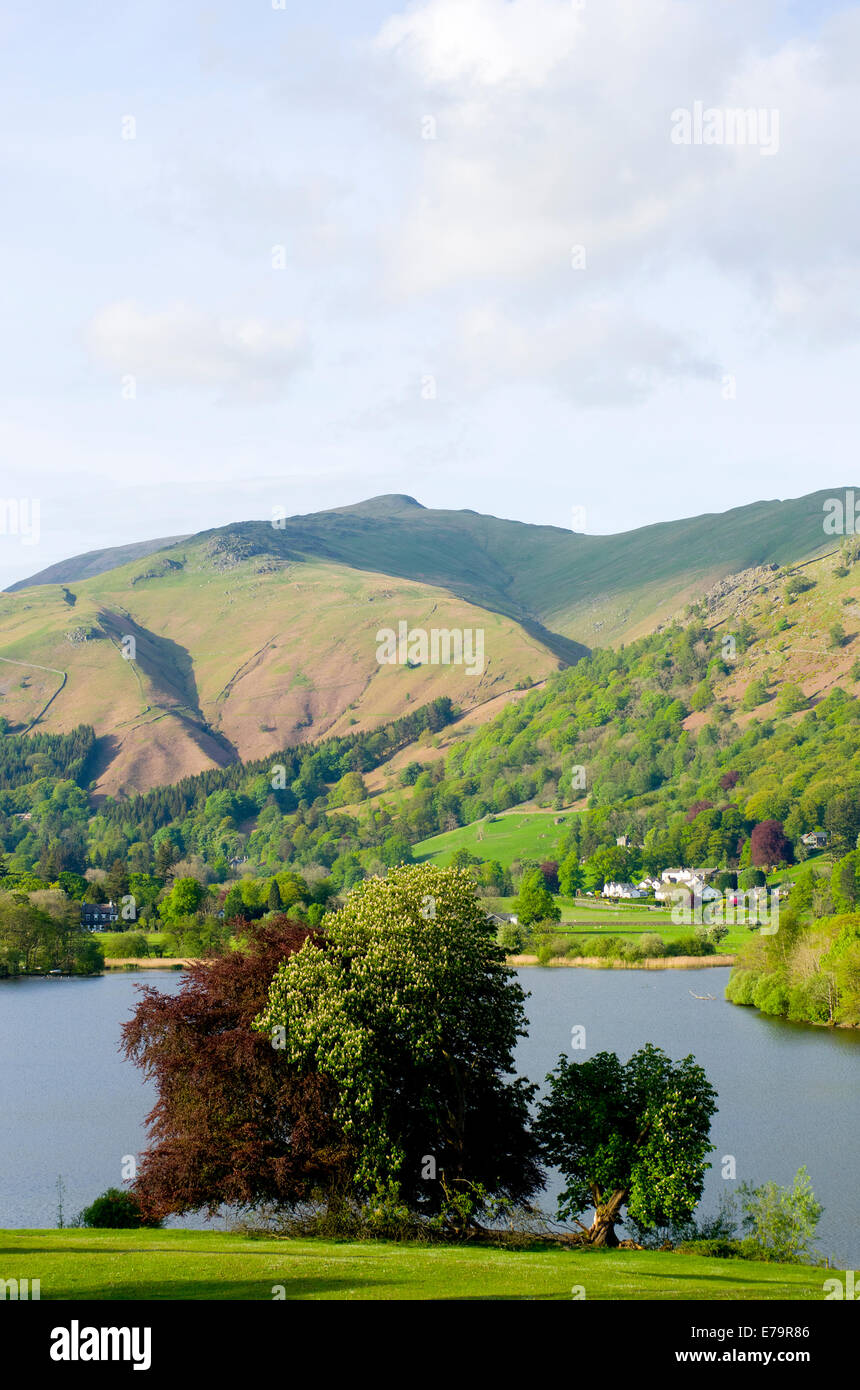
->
[254,864,543,1224]
[534,1044,718,1245]
[737,1167,824,1265]
[121,918,349,1220]
[513,870,561,926]
[76,1187,162,1229]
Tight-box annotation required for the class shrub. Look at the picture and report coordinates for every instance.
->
[752,974,790,1017]
[737,1167,823,1265]
[77,1188,162,1229]
[725,969,761,1005]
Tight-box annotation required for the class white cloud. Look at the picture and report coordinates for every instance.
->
[456,301,718,404]
[88,301,309,400]
[375,0,586,88]
[372,0,860,349]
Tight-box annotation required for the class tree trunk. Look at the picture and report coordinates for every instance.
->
[587,1190,627,1246]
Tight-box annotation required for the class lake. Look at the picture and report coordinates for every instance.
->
[1,966,858,1266]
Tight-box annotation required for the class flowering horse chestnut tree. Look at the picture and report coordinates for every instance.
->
[254,863,543,1225]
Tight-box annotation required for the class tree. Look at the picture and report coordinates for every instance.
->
[513,870,562,926]
[539,860,559,893]
[158,876,204,927]
[776,682,807,715]
[77,1187,161,1229]
[738,1166,823,1264]
[105,858,130,903]
[267,879,283,912]
[690,681,713,712]
[750,820,792,869]
[739,867,767,890]
[535,1044,718,1247]
[742,678,769,711]
[121,918,348,1221]
[254,865,543,1225]
[154,838,178,880]
[824,788,860,851]
[829,622,847,649]
[558,851,584,897]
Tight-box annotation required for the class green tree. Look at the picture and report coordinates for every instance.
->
[513,870,561,926]
[739,867,766,890]
[776,682,807,715]
[742,678,769,711]
[558,851,584,897]
[254,864,543,1224]
[77,1187,162,1229]
[737,1167,823,1264]
[158,876,204,927]
[535,1044,718,1247]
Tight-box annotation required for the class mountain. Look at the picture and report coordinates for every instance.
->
[0,534,570,798]
[5,535,192,590]
[0,489,844,796]
[8,489,841,647]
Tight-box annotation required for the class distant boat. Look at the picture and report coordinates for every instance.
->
[47,969,64,976]
[689,988,715,1000]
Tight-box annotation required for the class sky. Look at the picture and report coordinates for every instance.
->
[1,0,859,589]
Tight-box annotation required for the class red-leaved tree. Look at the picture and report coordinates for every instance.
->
[539,860,560,893]
[121,917,349,1221]
[750,820,793,869]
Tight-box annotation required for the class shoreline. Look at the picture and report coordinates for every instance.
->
[509,953,736,970]
[101,957,197,969]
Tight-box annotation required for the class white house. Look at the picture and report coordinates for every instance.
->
[603,881,645,899]
[656,868,720,902]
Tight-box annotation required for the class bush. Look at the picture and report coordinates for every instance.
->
[739,867,766,890]
[669,934,714,957]
[496,922,524,954]
[737,1167,824,1265]
[752,974,790,1017]
[624,933,665,960]
[725,969,761,1005]
[99,931,149,959]
[677,1237,744,1258]
[77,1187,162,1229]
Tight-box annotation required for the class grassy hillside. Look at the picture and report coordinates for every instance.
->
[10,488,844,651]
[0,536,564,796]
[0,1229,831,1301]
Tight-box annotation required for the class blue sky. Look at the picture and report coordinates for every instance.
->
[1,0,859,588]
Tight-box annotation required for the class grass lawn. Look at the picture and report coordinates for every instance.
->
[415,813,569,868]
[94,931,169,958]
[0,1229,832,1301]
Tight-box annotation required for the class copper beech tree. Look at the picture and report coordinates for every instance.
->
[121,918,350,1221]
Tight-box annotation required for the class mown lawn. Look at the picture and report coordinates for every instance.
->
[0,1229,832,1301]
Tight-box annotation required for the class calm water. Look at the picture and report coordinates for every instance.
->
[1,966,858,1265]
[516,967,860,1267]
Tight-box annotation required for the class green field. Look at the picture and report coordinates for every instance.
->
[0,1229,833,1301]
[415,813,571,868]
[93,931,168,957]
